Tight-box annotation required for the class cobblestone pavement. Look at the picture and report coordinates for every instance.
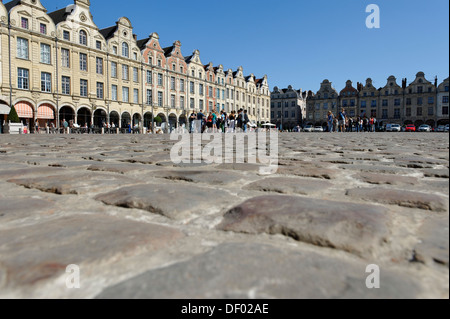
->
[0,133,448,299]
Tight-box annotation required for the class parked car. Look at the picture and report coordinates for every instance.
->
[436,125,446,132]
[314,126,324,133]
[418,124,431,132]
[405,125,416,132]
[386,124,401,132]
[303,125,314,132]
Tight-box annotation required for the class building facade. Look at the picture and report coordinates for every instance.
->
[437,77,449,126]
[305,72,450,128]
[0,0,270,132]
[270,85,306,130]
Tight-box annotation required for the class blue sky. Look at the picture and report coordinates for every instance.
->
[40,0,449,92]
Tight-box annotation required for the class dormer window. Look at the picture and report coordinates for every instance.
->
[112,46,118,55]
[122,42,129,58]
[157,60,162,67]
[63,31,70,41]
[40,23,47,35]
[21,17,29,29]
[133,52,138,60]
[172,64,176,71]
[96,41,102,50]
[79,30,87,46]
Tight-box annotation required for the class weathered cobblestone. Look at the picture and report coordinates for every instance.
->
[0,133,448,299]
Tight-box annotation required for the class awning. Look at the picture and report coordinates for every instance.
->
[14,102,34,118]
[0,103,10,115]
[37,104,55,119]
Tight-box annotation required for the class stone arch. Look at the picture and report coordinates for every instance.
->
[110,111,120,127]
[169,113,178,129]
[132,113,142,127]
[144,112,153,129]
[59,105,75,124]
[156,113,166,127]
[414,120,424,127]
[425,119,435,128]
[36,103,56,127]
[77,106,92,127]
[121,111,131,128]
[94,108,107,127]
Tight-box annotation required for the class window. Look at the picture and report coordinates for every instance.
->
[17,68,29,90]
[133,89,139,104]
[180,79,185,92]
[394,109,400,119]
[323,103,328,109]
[172,64,176,71]
[315,103,320,110]
[122,43,129,58]
[406,98,412,105]
[133,67,138,82]
[199,84,204,95]
[62,76,70,95]
[171,95,176,108]
[417,98,423,105]
[80,79,88,97]
[111,62,117,78]
[190,81,195,94]
[157,60,162,67]
[222,90,225,100]
[146,89,152,105]
[385,91,389,96]
[417,107,423,116]
[158,92,163,106]
[180,66,184,73]
[96,82,104,99]
[112,46,118,55]
[79,30,87,46]
[96,57,103,75]
[350,99,355,107]
[61,48,70,68]
[147,71,152,84]
[180,96,185,109]
[428,87,432,93]
[133,52,138,60]
[171,77,176,90]
[63,31,70,41]
[148,57,153,65]
[216,89,220,99]
[445,86,449,92]
[96,41,101,50]
[21,17,29,29]
[122,65,129,81]
[382,100,388,107]
[382,109,388,119]
[394,99,400,106]
[428,107,434,116]
[17,38,29,59]
[428,97,434,104]
[271,111,275,119]
[80,53,88,71]
[209,86,213,97]
[191,98,195,109]
[417,86,423,94]
[158,74,163,86]
[292,111,296,118]
[41,72,52,92]
[406,108,411,117]
[371,100,376,107]
[443,107,449,115]
[443,96,449,104]
[40,44,51,64]
[278,111,282,118]
[343,100,348,107]
[111,85,118,101]
[40,23,47,35]
[122,87,129,102]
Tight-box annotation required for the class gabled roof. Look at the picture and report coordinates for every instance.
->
[48,6,74,25]
[137,37,150,50]
[184,55,193,63]
[99,25,117,41]
[163,46,174,57]
[5,0,21,12]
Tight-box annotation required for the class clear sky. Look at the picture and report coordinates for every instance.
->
[38,0,449,92]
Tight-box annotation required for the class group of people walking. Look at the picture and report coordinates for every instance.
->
[189,109,251,133]
[327,108,377,133]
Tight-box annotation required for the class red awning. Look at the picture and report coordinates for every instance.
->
[14,102,33,118]
[37,104,55,119]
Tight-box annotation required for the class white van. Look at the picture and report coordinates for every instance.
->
[386,124,401,132]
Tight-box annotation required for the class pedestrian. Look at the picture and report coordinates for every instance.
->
[339,108,346,132]
[327,111,334,133]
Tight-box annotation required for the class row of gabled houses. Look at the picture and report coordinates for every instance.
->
[0,0,270,132]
